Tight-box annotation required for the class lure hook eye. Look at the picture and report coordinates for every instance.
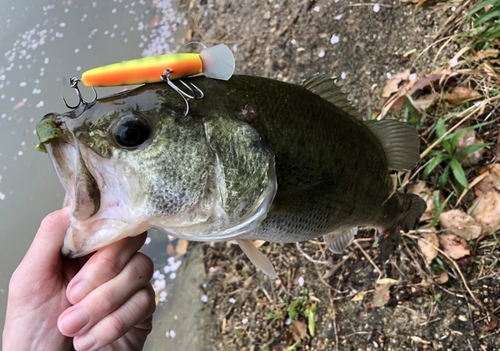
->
[61,77,98,109]
[160,69,204,117]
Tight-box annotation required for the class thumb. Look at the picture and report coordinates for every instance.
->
[21,207,70,269]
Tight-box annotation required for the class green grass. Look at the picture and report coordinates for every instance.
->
[468,0,500,48]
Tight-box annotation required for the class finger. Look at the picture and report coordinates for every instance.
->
[19,207,70,271]
[73,285,155,351]
[66,232,148,304]
[58,252,153,337]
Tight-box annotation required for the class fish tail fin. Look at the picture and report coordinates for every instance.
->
[380,193,426,261]
[237,239,278,277]
[199,44,235,81]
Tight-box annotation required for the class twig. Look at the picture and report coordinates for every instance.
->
[433,0,472,41]
[349,3,393,8]
[329,296,340,351]
[353,240,383,276]
[295,242,333,267]
[456,170,490,205]
[323,255,351,280]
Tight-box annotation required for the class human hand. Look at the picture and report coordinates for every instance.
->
[2,207,155,351]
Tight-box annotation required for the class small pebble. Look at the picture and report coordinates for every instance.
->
[373,4,380,12]
[201,294,208,303]
[330,35,340,45]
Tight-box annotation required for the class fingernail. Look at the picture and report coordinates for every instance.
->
[68,281,89,303]
[59,308,90,335]
[74,333,96,350]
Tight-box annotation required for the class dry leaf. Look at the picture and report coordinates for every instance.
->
[439,209,482,240]
[408,181,435,222]
[417,230,439,264]
[382,69,410,98]
[475,168,495,196]
[408,69,449,95]
[455,129,485,167]
[351,291,366,301]
[470,191,500,235]
[489,164,500,191]
[410,336,431,344]
[434,270,449,284]
[379,68,450,117]
[438,234,470,260]
[175,239,189,256]
[444,87,481,105]
[372,278,398,307]
[290,320,308,341]
[467,48,499,62]
[410,93,439,111]
[483,318,499,332]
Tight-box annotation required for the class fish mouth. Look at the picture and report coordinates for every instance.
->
[62,217,150,258]
[38,113,149,257]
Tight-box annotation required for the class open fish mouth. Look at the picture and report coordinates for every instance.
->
[38,115,149,257]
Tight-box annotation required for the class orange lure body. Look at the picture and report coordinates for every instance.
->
[80,44,235,87]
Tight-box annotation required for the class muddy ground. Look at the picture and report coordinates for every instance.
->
[152,0,500,350]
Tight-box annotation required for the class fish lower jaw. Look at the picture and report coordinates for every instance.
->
[62,217,150,258]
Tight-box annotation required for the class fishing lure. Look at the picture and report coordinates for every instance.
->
[80,43,235,87]
[63,44,235,115]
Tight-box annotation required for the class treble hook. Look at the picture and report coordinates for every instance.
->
[62,77,97,109]
[160,69,204,117]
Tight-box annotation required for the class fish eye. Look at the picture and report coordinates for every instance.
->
[111,115,151,149]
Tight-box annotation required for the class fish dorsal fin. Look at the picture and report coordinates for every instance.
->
[302,73,360,119]
[323,227,358,254]
[364,119,420,171]
[237,239,278,277]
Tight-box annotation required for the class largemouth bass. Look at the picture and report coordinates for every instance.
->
[37,74,426,276]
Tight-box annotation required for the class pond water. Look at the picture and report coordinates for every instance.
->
[0,0,188,348]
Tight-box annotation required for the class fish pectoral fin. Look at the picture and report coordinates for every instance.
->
[236,239,278,278]
[323,227,358,254]
[364,119,420,171]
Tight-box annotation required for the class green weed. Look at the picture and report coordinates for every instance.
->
[468,0,500,48]
[422,118,492,192]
